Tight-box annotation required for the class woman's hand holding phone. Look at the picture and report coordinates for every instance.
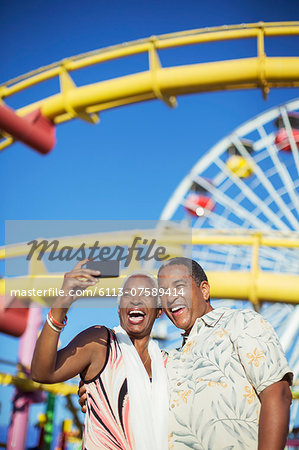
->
[53,258,100,309]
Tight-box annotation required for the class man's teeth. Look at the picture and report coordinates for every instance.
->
[171,306,184,313]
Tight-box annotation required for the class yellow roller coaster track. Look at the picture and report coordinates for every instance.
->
[0,21,299,150]
[1,228,299,307]
[0,371,77,396]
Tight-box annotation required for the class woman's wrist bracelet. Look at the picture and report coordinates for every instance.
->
[46,314,63,333]
[48,309,68,328]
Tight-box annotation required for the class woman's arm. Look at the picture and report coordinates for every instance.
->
[31,258,105,383]
[31,323,108,383]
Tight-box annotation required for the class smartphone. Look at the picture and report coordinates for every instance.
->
[85,260,120,278]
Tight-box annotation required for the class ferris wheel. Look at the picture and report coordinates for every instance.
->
[160,98,299,276]
[155,99,299,394]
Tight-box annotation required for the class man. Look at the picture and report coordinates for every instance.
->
[158,257,293,450]
[79,257,293,449]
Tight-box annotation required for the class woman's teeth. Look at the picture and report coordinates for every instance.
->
[128,310,145,324]
[128,310,145,317]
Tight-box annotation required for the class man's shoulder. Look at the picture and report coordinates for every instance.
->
[211,308,266,337]
[218,307,262,322]
[217,308,278,344]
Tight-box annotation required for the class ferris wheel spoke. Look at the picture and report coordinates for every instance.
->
[231,135,299,230]
[194,175,269,229]
[192,247,251,270]
[276,183,299,213]
[261,303,293,324]
[160,173,194,219]
[215,156,290,231]
[257,126,299,215]
[288,336,299,370]
[195,240,295,271]
[279,306,299,353]
[199,206,259,230]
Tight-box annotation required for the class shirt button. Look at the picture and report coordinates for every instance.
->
[177,382,181,386]
[171,404,175,408]
[181,358,185,362]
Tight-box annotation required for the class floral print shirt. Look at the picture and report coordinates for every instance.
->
[166,307,293,450]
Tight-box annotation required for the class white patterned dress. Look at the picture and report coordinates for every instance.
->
[166,307,293,450]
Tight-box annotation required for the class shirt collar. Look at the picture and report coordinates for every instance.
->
[181,307,229,344]
[201,307,229,328]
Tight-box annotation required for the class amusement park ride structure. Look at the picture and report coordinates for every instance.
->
[0,21,299,152]
[0,21,299,449]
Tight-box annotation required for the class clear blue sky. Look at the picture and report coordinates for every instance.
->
[1,0,299,224]
[0,0,298,445]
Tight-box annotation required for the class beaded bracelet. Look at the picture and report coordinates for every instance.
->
[48,309,68,328]
[46,314,63,333]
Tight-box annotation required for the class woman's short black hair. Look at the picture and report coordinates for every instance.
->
[158,257,208,288]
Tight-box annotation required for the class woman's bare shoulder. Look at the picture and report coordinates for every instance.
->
[69,325,109,348]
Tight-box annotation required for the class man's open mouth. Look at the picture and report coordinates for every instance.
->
[127,309,146,324]
[170,305,186,316]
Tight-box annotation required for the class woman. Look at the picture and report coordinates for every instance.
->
[31,259,169,450]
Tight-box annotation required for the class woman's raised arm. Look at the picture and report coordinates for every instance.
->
[30,258,106,383]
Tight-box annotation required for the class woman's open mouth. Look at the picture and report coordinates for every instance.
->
[127,309,146,324]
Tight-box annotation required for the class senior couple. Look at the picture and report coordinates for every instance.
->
[31,257,293,449]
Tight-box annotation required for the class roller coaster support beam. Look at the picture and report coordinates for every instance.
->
[0,103,55,154]
[7,307,42,450]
